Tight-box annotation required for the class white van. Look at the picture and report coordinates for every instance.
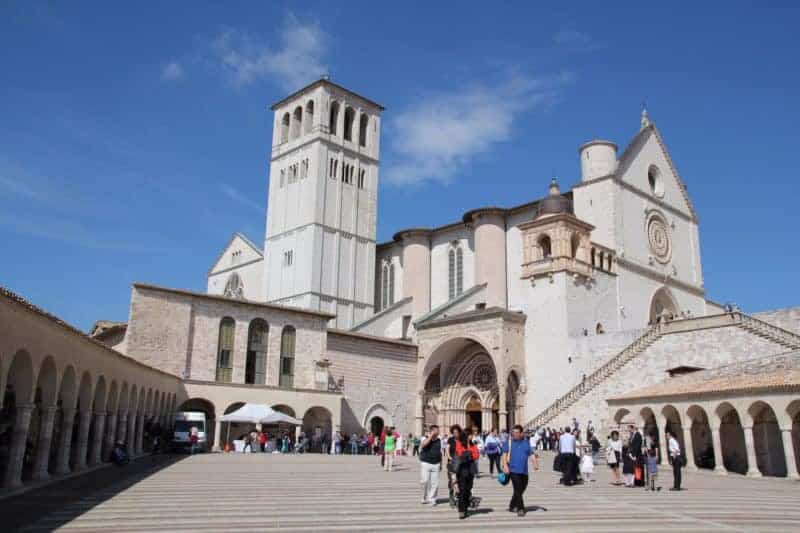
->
[172,412,208,452]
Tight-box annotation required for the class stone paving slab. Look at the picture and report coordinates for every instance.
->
[6,452,800,532]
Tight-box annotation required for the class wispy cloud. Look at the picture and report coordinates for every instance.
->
[161,61,185,82]
[384,71,573,186]
[221,183,264,213]
[553,29,591,46]
[211,13,327,90]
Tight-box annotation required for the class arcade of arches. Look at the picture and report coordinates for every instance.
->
[609,395,800,479]
[420,337,523,433]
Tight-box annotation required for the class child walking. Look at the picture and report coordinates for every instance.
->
[646,449,661,491]
[580,451,594,484]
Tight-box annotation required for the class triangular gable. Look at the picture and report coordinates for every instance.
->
[208,232,264,275]
[616,124,697,221]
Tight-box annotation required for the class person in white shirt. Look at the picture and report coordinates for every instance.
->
[665,430,683,491]
[558,426,578,486]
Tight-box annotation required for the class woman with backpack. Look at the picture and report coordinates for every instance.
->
[484,429,502,477]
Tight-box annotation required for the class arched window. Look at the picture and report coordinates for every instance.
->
[216,318,235,383]
[291,106,302,139]
[359,113,368,147]
[448,244,464,300]
[389,263,395,305]
[539,235,552,259]
[329,101,339,135]
[596,322,605,334]
[224,273,244,299]
[344,107,355,141]
[571,234,580,259]
[245,319,268,385]
[279,326,296,388]
[304,100,314,134]
[280,113,290,143]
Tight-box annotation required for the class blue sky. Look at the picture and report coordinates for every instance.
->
[1,2,799,330]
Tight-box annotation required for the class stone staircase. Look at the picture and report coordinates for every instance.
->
[524,312,800,431]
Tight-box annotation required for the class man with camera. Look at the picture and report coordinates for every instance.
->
[419,425,442,505]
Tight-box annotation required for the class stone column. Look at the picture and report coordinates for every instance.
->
[55,407,77,475]
[127,412,137,453]
[89,412,107,466]
[682,427,697,471]
[781,428,799,480]
[658,416,669,466]
[710,423,727,474]
[103,413,118,461]
[117,411,128,444]
[135,413,145,455]
[31,406,58,481]
[212,418,222,452]
[498,384,508,431]
[3,404,34,488]
[743,425,762,477]
[72,410,93,471]
[481,408,493,432]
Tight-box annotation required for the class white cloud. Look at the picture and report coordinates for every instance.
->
[211,14,326,90]
[384,72,572,186]
[553,29,591,46]
[161,61,185,82]
[221,183,264,213]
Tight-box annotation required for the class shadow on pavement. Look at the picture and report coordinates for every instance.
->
[2,453,187,532]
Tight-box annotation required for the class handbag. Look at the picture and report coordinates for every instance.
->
[606,447,618,464]
[498,443,512,486]
[634,464,643,481]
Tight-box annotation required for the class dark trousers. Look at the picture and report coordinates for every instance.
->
[457,467,474,513]
[672,458,682,489]
[561,453,577,485]
[488,453,501,474]
[509,473,528,511]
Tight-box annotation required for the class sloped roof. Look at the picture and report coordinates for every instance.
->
[207,232,263,276]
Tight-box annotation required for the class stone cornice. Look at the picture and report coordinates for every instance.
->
[615,256,704,296]
[416,307,526,331]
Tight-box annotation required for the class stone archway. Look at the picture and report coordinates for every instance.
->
[749,401,786,477]
[362,403,392,433]
[716,402,747,475]
[302,406,332,453]
[687,404,715,470]
[649,286,679,323]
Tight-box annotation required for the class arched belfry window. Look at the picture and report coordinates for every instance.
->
[344,107,355,141]
[291,106,302,139]
[279,326,296,388]
[216,317,235,383]
[245,319,268,385]
[539,235,552,259]
[359,113,368,146]
[304,100,314,134]
[224,273,244,299]
[329,101,340,135]
[448,244,464,300]
[280,113,290,143]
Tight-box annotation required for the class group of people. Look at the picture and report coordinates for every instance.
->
[237,430,295,453]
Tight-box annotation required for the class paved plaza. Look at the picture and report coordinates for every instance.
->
[3,452,799,532]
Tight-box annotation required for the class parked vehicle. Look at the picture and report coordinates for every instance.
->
[172,412,207,453]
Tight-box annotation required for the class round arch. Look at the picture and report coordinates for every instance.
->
[6,350,35,405]
[58,366,78,410]
[748,401,786,477]
[118,382,129,413]
[715,402,747,475]
[661,404,685,451]
[789,399,800,478]
[649,286,679,323]
[271,404,296,418]
[613,407,632,425]
[686,404,715,469]
[76,371,94,413]
[35,356,58,408]
[361,403,392,430]
[302,406,332,452]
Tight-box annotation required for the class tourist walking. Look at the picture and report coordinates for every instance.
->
[384,427,397,471]
[419,425,442,505]
[666,430,683,491]
[412,433,421,456]
[454,427,480,519]
[558,426,578,486]
[484,429,502,477]
[607,431,622,485]
[501,424,540,517]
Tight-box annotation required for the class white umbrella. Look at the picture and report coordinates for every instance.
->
[220,404,302,447]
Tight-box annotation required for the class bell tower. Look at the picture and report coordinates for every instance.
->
[263,79,384,328]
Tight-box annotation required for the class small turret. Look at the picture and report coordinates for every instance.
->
[578,140,618,182]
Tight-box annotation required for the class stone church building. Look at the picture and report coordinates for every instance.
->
[2,79,798,490]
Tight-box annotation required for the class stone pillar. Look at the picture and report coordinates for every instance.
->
[127,412,137,453]
[117,411,128,444]
[481,408,492,432]
[31,406,58,481]
[135,413,145,455]
[498,384,508,431]
[55,407,77,475]
[103,413,118,461]
[72,410,93,471]
[781,428,799,480]
[89,412,107,466]
[710,423,727,474]
[212,418,222,452]
[3,404,34,488]
[658,416,669,466]
[682,427,697,471]
[743,425,762,477]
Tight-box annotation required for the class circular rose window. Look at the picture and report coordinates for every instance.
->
[473,364,495,390]
[647,213,671,263]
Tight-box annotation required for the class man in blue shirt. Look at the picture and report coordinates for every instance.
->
[501,424,540,517]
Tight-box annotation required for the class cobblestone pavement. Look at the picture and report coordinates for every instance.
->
[8,452,800,532]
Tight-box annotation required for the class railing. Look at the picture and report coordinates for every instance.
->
[738,313,800,348]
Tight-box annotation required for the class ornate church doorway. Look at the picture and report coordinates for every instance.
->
[465,396,482,432]
[369,416,384,436]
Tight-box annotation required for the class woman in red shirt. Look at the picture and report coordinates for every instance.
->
[454,431,480,519]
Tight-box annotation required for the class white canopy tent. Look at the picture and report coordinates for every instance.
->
[219,403,302,448]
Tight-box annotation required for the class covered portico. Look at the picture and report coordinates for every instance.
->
[414,307,526,434]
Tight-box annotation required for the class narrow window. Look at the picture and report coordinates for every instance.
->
[389,263,395,305]
[456,247,463,295]
[590,247,596,267]
[280,113,290,143]
[216,318,235,383]
[381,264,389,310]
[279,326,296,387]
[571,234,580,258]
[344,107,355,141]
[304,100,314,134]
[539,235,552,259]
[329,101,339,135]
[291,106,302,139]
[245,319,268,385]
[280,169,285,188]
[359,114,368,146]
[358,169,365,189]
[448,249,456,300]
